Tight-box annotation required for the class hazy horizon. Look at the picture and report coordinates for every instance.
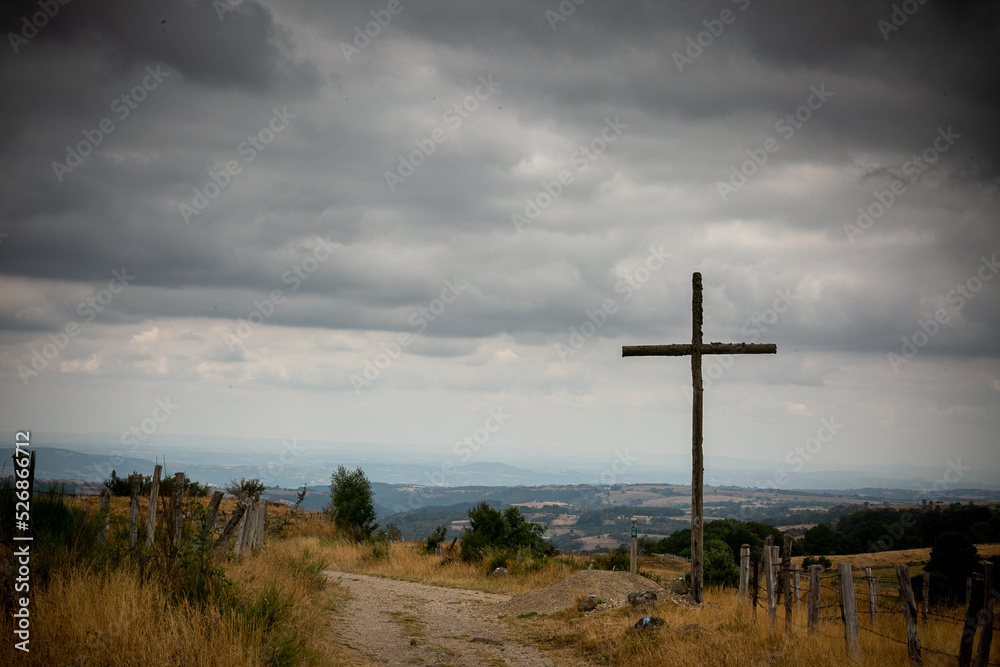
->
[1,2,998,489]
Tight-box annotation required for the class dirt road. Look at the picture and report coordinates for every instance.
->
[324,570,554,666]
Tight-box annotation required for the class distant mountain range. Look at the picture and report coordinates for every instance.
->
[4,432,999,494]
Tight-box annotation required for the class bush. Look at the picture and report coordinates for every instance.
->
[328,466,378,540]
[459,503,551,561]
[802,555,833,570]
[425,525,448,553]
[925,531,980,602]
[704,539,739,587]
[225,477,265,502]
[104,470,147,496]
[592,547,631,571]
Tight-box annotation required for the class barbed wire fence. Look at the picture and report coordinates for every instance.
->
[738,542,998,666]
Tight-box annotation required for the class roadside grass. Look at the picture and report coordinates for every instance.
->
[309,536,582,595]
[0,489,361,667]
[509,583,994,666]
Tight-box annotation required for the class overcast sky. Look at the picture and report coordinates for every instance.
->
[1,0,998,485]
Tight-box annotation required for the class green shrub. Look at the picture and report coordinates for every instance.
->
[459,503,552,562]
[592,547,631,571]
[802,555,832,569]
[704,539,739,587]
[425,525,448,553]
[328,466,378,540]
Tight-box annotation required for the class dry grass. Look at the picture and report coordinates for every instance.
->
[4,564,258,666]
[0,497,358,667]
[8,492,996,667]
[312,537,581,595]
[792,543,1000,570]
[511,583,1000,666]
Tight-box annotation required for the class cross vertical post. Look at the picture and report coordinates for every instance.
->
[690,272,704,604]
[623,272,776,604]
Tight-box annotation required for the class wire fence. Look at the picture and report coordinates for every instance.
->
[741,554,999,665]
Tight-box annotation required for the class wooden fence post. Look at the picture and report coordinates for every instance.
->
[750,557,761,616]
[738,544,750,603]
[866,567,878,624]
[793,563,801,604]
[972,561,994,667]
[204,491,224,536]
[145,464,161,549]
[763,536,776,628]
[959,573,983,667]
[214,499,248,553]
[630,517,637,577]
[253,500,267,552]
[922,571,930,623]
[838,563,860,660]
[773,544,782,599]
[807,564,822,634]
[782,536,793,633]
[234,500,253,555]
[171,472,184,553]
[895,563,923,667]
[129,476,141,546]
[243,499,260,554]
[98,488,111,540]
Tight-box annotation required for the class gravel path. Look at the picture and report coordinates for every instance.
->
[324,570,554,666]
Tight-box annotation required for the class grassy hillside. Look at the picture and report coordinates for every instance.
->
[3,486,997,666]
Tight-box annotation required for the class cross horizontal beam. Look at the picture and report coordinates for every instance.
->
[622,342,777,357]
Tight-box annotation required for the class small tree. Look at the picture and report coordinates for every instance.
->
[459,502,551,561]
[328,465,378,540]
[925,531,980,602]
[104,470,147,496]
[704,539,739,587]
[426,525,448,553]
[225,477,265,501]
[293,484,308,511]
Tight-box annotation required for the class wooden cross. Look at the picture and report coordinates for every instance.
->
[622,272,776,603]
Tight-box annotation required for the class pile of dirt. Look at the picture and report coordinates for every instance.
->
[492,570,664,616]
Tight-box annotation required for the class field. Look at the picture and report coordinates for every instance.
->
[2,492,997,666]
